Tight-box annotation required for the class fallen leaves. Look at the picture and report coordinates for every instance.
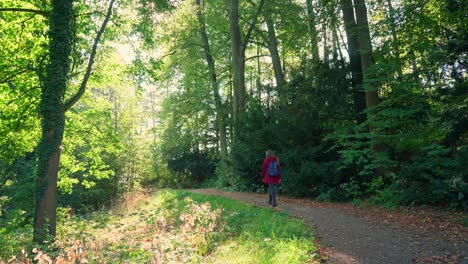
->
[413,254,461,264]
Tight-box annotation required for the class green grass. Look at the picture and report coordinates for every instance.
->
[183,191,317,263]
[1,189,318,263]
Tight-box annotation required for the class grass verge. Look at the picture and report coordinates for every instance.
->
[2,189,318,263]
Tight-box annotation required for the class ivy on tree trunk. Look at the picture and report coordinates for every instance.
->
[33,0,115,243]
[34,0,73,243]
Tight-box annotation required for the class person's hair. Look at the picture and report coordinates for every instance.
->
[266,149,274,157]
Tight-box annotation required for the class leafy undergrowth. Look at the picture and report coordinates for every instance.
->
[2,190,318,263]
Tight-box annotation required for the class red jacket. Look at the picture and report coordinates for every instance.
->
[262,156,281,184]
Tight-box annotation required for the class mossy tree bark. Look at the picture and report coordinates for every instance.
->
[33,0,73,243]
[33,0,115,243]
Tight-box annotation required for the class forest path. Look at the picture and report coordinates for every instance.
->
[189,189,467,264]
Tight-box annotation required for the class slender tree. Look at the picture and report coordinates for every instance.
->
[386,0,403,80]
[195,0,228,159]
[322,18,328,63]
[229,0,245,127]
[305,0,320,62]
[340,0,366,123]
[353,0,384,176]
[354,0,379,114]
[264,4,285,88]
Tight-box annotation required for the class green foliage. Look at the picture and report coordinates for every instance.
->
[0,209,35,260]
[229,62,353,197]
[390,144,466,208]
[150,30,222,186]
[0,190,316,263]
[0,0,46,164]
[55,49,154,211]
[0,155,36,217]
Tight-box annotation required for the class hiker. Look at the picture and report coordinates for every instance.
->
[262,150,281,207]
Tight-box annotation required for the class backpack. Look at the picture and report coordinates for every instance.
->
[267,160,280,177]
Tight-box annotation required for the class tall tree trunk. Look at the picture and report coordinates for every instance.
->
[332,23,339,61]
[195,0,228,159]
[256,44,262,100]
[33,0,73,243]
[354,0,384,176]
[386,0,403,80]
[330,11,343,61]
[410,51,419,81]
[229,0,264,134]
[265,12,285,89]
[332,29,337,61]
[354,0,379,111]
[340,0,366,124]
[322,21,328,63]
[306,0,320,62]
[229,0,245,127]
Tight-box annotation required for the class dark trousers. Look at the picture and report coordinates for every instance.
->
[268,183,277,206]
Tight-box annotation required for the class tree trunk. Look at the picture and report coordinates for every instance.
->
[340,0,366,124]
[354,0,384,176]
[411,51,419,81]
[33,0,73,243]
[33,0,114,243]
[330,12,343,61]
[256,44,262,100]
[323,21,328,63]
[229,0,264,130]
[354,0,379,110]
[195,0,228,159]
[386,0,403,80]
[332,28,338,61]
[265,12,285,89]
[229,0,245,127]
[306,0,320,62]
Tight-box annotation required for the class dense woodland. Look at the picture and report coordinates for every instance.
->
[0,0,466,246]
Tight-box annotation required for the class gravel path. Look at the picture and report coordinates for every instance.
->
[189,189,467,264]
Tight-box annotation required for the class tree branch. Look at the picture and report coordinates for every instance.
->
[159,43,202,60]
[64,0,115,111]
[15,96,40,130]
[242,0,265,53]
[253,26,268,45]
[0,67,33,84]
[245,54,269,62]
[0,8,48,17]
[75,11,105,18]
[0,86,41,115]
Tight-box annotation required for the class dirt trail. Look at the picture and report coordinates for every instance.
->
[189,189,467,264]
